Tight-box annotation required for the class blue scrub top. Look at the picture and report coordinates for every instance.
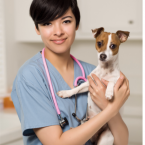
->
[11,51,96,145]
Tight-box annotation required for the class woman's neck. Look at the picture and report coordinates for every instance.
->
[42,47,74,73]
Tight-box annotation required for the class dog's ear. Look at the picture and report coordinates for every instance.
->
[116,30,130,43]
[92,27,104,38]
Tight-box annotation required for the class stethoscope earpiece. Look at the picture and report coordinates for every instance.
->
[72,112,81,123]
[72,113,76,117]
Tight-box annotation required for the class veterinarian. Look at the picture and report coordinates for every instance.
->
[11,0,130,145]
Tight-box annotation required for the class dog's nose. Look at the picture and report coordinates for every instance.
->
[100,54,107,61]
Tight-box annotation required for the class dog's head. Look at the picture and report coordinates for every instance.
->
[92,27,130,62]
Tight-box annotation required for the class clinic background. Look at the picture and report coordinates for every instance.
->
[0,0,142,145]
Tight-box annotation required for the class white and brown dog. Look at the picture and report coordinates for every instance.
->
[57,27,130,145]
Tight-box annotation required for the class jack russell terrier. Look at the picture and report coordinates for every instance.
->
[57,27,130,145]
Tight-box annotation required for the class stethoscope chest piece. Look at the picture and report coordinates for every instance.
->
[59,115,69,128]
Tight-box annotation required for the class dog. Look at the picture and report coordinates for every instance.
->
[57,27,130,145]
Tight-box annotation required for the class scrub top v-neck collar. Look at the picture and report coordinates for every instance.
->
[39,51,77,90]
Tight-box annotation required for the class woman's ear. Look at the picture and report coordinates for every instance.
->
[35,26,40,35]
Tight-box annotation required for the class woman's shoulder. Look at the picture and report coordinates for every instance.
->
[13,52,43,84]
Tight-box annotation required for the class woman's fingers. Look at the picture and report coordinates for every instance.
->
[89,85,97,99]
[114,74,124,91]
[91,74,105,88]
[120,71,127,85]
[101,78,109,87]
[125,75,129,89]
[124,77,130,97]
[120,71,129,91]
[87,75,99,93]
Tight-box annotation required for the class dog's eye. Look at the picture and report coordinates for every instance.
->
[110,44,116,49]
[97,42,102,48]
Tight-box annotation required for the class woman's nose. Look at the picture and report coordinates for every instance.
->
[54,24,64,37]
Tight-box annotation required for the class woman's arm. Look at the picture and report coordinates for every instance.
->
[59,104,117,145]
[108,113,129,145]
[34,104,117,145]
[87,72,130,145]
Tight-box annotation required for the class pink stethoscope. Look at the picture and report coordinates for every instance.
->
[42,48,88,128]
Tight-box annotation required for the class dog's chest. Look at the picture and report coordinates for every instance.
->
[93,66,120,82]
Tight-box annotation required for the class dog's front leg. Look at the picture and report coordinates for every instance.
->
[77,85,89,93]
[105,82,115,100]
[57,80,90,98]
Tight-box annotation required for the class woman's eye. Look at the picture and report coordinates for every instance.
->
[97,42,102,48]
[43,23,51,26]
[64,20,71,24]
[110,44,116,49]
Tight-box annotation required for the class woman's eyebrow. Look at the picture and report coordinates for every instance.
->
[62,16,72,20]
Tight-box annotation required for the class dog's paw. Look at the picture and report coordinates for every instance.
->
[105,90,113,100]
[105,93,113,100]
[106,95,113,100]
[57,90,71,98]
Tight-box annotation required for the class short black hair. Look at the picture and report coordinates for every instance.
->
[30,0,80,30]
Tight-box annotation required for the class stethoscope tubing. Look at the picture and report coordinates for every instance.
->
[42,47,87,116]
[70,54,87,86]
[42,48,61,114]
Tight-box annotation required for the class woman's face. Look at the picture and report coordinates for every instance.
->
[35,7,79,54]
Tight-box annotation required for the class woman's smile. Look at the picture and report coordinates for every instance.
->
[51,38,67,45]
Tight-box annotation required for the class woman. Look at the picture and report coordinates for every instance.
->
[11,0,130,145]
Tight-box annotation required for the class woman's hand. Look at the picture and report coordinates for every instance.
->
[109,72,130,113]
[87,72,130,112]
[87,74,109,110]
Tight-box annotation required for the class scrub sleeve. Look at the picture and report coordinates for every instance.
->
[11,71,60,136]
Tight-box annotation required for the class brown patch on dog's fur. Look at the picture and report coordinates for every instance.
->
[110,33,121,55]
[95,32,111,53]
